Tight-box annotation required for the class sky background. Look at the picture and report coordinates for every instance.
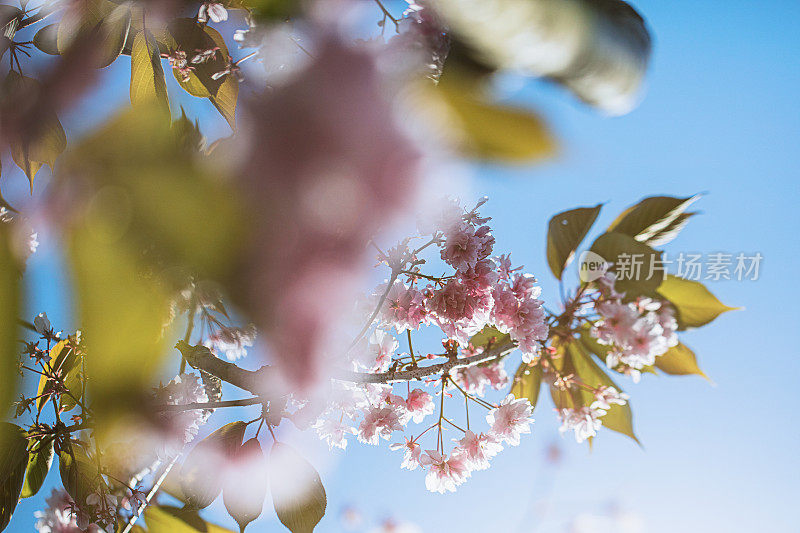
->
[4,0,800,531]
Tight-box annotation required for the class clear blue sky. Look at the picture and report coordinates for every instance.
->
[6,0,800,531]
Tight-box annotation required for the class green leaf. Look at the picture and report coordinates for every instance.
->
[224,438,267,532]
[644,212,696,247]
[270,443,326,533]
[166,19,222,97]
[58,444,100,506]
[35,340,81,412]
[0,225,20,414]
[33,24,60,55]
[5,72,67,190]
[0,423,28,531]
[590,232,663,297]
[438,82,555,161]
[145,505,236,533]
[510,363,542,409]
[607,195,699,244]
[20,436,54,498]
[130,31,169,116]
[181,422,247,510]
[468,325,510,349]
[57,0,131,68]
[654,342,708,378]
[546,204,602,280]
[657,275,737,330]
[566,343,638,443]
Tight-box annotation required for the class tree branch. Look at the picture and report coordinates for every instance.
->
[178,337,517,394]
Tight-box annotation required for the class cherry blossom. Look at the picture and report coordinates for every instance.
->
[486,395,534,446]
[454,431,502,471]
[358,407,404,445]
[558,406,606,443]
[419,450,471,493]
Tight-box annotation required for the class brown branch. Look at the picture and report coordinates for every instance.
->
[178,337,518,395]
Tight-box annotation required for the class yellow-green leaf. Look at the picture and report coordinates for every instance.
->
[5,73,67,190]
[468,325,510,349]
[145,506,236,533]
[57,0,131,68]
[590,232,663,297]
[439,85,555,161]
[0,423,28,530]
[608,195,699,245]
[655,342,708,378]
[33,24,60,55]
[35,340,73,411]
[130,31,169,116]
[181,422,247,510]
[0,225,20,414]
[546,204,602,280]
[657,275,737,330]
[567,342,638,443]
[20,436,54,498]
[271,442,326,533]
[58,445,100,506]
[510,363,542,409]
[224,438,267,531]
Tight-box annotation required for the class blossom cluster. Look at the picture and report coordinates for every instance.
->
[293,199,544,492]
[590,273,678,381]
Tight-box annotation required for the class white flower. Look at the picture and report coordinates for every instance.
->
[591,386,629,411]
[558,406,605,443]
[198,3,228,23]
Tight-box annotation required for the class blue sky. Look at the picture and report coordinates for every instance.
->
[5,0,800,531]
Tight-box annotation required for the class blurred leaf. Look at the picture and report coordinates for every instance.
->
[146,505,235,533]
[567,342,638,442]
[438,82,554,161]
[510,363,542,409]
[224,438,267,532]
[0,225,20,414]
[181,422,246,510]
[546,204,602,280]
[590,232,663,297]
[20,436,54,498]
[172,110,205,152]
[270,442,326,533]
[59,108,246,419]
[654,342,707,379]
[33,24,60,55]
[0,423,28,531]
[130,31,169,116]
[657,275,737,330]
[57,0,131,68]
[608,195,700,244]
[4,72,67,190]
[431,0,651,114]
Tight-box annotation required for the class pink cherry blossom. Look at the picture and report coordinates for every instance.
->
[454,431,502,471]
[404,388,434,423]
[390,437,423,470]
[486,395,534,446]
[419,450,471,493]
[358,407,403,445]
[381,282,428,333]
